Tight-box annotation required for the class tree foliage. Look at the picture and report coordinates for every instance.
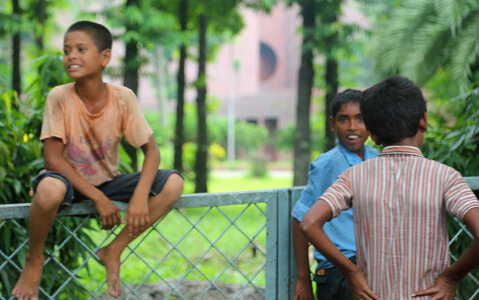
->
[375,0,479,93]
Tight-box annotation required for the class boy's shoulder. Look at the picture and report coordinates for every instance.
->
[107,83,137,103]
[312,144,378,166]
[49,82,74,97]
[310,145,345,170]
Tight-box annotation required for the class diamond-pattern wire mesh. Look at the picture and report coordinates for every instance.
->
[0,202,267,300]
[2,183,479,300]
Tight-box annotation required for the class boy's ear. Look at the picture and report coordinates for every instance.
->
[328,116,335,132]
[100,49,112,68]
[418,112,428,132]
[370,133,381,146]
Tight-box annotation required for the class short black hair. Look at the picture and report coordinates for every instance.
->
[360,76,427,146]
[330,89,362,118]
[65,20,112,52]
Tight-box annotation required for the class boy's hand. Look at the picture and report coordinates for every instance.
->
[412,274,458,299]
[124,195,150,237]
[293,276,314,300]
[347,270,380,300]
[94,197,121,230]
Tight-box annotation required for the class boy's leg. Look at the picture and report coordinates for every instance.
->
[12,176,67,300]
[96,172,183,298]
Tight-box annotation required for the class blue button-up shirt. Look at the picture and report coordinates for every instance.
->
[292,140,379,269]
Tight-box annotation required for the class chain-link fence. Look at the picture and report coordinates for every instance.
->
[1,178,479,299]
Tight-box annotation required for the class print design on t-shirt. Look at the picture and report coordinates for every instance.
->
[67,136,110,176]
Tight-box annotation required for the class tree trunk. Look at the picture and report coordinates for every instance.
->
[12,0,21,100]
[122,0,140,171]
[322,5,340,152]
[324,57,338,151]
[174,0,188,173]
[293,0,315,186]
[194,14,208,193]
[35,0,46,50]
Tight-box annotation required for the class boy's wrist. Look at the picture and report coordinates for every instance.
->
[296,272,312,281]
[90,189,109,203]
[440,269,463,283]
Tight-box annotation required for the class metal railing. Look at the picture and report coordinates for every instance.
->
[1,177,478,299]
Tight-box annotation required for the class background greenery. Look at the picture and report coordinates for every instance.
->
[1,0,479,298]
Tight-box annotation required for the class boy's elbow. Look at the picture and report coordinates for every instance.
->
[299,217,315,237]
[44,157,57,171]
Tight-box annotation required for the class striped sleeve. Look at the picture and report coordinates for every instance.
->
[444,169,479,221]
[319,175,353,218]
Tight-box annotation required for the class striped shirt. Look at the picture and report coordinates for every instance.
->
[320,146,479,299]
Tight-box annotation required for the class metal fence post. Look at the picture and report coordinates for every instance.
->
[265,191,279,299]
[289,187,304,297]
[277,188,293,299]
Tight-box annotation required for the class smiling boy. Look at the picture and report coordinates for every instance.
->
[12,21,183,299]
[292,89,379,300]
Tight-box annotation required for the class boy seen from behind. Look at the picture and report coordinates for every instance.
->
[292,89,379,300]
[301,76,479,299]
[12,21,184,300]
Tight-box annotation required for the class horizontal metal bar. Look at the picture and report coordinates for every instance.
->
[1,176,478,220]
[0,189,284,220]
[465,176,479,191]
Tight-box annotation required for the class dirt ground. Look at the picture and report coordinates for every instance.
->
[99,280,265,300]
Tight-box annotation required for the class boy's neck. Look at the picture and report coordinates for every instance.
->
[74,80,108,114]
[74,80,107,103]
[388,135,423,149]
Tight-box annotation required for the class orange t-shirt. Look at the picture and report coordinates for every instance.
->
[40,82,153,186]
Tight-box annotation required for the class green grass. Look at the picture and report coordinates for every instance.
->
[77,172,292,294]
[184,173,293,194]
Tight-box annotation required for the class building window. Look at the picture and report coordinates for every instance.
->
[260,42,277,81]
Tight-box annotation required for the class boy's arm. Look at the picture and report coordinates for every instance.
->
[300,200,379,300]
[125,136,160,237]
[292,218,314,300]
[43,138,121,229]
[413,207,479,299]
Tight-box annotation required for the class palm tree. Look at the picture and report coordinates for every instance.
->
[375,0,479,92]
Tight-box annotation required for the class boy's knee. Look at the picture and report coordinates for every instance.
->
[164,173,184,195]
[34,177,67,210]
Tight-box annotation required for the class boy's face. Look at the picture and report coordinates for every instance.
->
[329,101,369,159]
[63,30,110,81]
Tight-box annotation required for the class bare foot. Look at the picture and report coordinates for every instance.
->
[11,254,44,300]
[96,247,121,298]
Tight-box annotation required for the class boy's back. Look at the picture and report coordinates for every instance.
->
[321,145,478,298]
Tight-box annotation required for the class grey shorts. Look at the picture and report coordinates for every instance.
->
[32,170,181,207]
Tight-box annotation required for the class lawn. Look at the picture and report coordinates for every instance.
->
[77,171,293,295]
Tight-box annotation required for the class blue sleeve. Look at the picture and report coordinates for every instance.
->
[292,160,334,221]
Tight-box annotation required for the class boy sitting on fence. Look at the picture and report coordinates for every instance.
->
[292,89,379,300]
[300,76,479,299]
[12,20,184,299]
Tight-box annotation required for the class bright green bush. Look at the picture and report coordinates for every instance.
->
[423,88,479,299]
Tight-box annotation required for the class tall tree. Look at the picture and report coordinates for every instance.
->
[12,0,21,98]
[121,0,141,171]
[318,0,342,151]
[292,0,316,186]
[190,0,245,192]
[174,0,188,174]
[291,0,358,185]
[194,14,208,192]
[34,0,46,50]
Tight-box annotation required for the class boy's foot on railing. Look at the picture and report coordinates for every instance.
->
[97,247,121,298]
[11,254,44,300]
